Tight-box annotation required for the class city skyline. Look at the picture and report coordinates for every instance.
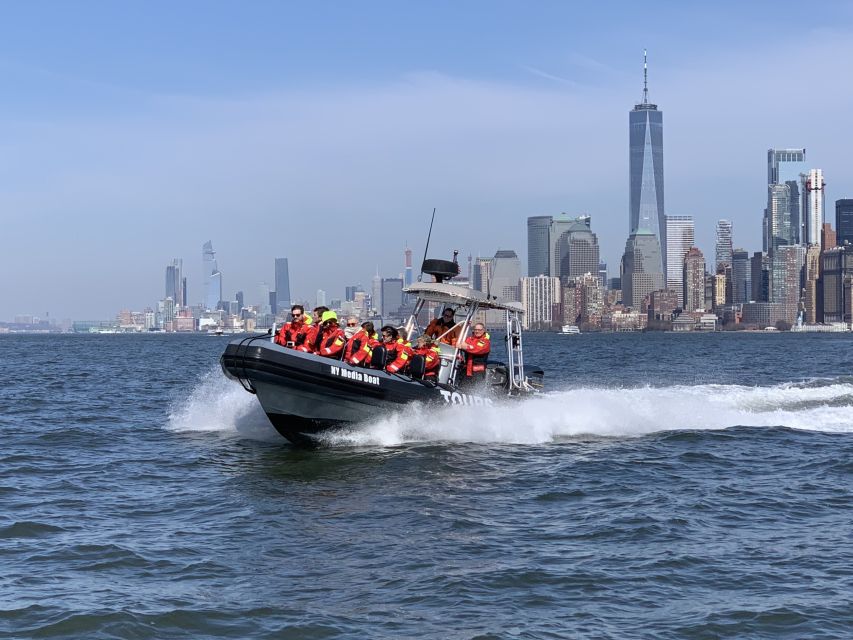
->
[2,2,853,319]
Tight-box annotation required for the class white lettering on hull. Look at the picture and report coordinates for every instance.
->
[328,365,380,386]
[438,389,494,407]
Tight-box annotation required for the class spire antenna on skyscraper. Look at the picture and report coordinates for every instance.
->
[643,49,649,105]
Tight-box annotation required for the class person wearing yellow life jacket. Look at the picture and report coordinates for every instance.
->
[457,322,490,381]
[311,311,346,358]
[344,321,377,367]
[413,335,441,378]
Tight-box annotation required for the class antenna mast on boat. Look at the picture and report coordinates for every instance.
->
[417,208,437,282]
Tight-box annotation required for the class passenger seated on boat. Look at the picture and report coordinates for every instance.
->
[307,311,346,358]
[413,336,441,378]
[458,323,490,383]
[297,306,329,353]
[379,325,413,374]
[425,308,461,345]
[275,304,311,348]
[343,316,360,340]
[344,321,377,367]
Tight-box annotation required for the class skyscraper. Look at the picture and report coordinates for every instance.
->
[715,220,733,270]
[202,241,221,311]
[731,249,752,304]
[520,276,561,330]
[683,247,706,312]
[836,199,853,246]
[621,231,664,309]
[526,216,551,277]
[629,51,665,268]
[526,214,599,282]
[550,215,600,283]
[165,259,183,309]
[380,278,403,317]
[765,148,806,252]
[275,258,291,313]
[801,169,825,247]
[665,215,694,306]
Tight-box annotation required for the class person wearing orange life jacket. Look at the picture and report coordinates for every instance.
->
[457,322,490,381]
[380,325,413,374]
[310,310,346,358]
[344,321,377,366]
[275,304,311,348]
[425,308,461,345]
[413,335,441,378]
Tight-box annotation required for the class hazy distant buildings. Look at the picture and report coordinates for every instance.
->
[471,256,493,293]
[520,276,560,330]
[801,170,825,247]
[490,250,521,301]
[665,215,694,306]
[629,52,665,266]
[526,216,551,277]
[275,258,291,313]
[715,220,733,270]
[202,241,221,311]
[836,199,853,247]
[621,231,665,309]
[380,278,403,317]
[165,259,184,309]
[683,247,706,311]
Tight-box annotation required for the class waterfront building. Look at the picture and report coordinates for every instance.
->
[742,302,798,328]
[520,276,561,330]
[165,259,183,310]
[804,244,821,324]
[750,252,770,303]
[731,249,752,304]
[575,272,604,328]
[621,230,664,309]
[275,258,291,313]
[683,247,706,312]
[801,170,825,247]
[526,215,551,277]
[821,245,853,324]
[836,199,853,247]
[562,282,581,326]
[711,272,727,309]
[765,148,806,252]
[202,241,222,312]
[770,245,805,311]
[647,289,678,322]
[629,51,665,267]
[665,215,694,306]
[715,220,733,270]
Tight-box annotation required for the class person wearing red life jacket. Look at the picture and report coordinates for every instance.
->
[413,335,441,378]
[344,321,377,367]
[296,306,328,353]
[380,325,413,374]
[457,322,490,382]
[309,310,345,358]
[274,305,311,348]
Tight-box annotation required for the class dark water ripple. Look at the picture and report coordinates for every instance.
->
[1,333,853,638]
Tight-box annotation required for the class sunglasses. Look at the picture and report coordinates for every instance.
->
[347,322,358,327]
[292,313,302,317]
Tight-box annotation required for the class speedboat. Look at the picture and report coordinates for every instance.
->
[560,325,581,335]
[220,258,544,445]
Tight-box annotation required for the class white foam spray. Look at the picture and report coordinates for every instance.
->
[166,367,279,440]
[167,372,853,446]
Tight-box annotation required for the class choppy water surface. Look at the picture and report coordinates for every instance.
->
[2,333,853,639]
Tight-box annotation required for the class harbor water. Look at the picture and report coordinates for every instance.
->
[2,332,853,639]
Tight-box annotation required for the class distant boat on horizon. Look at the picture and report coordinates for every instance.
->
[560,325,581,335]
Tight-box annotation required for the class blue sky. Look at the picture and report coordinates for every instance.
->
[2,1,853,319]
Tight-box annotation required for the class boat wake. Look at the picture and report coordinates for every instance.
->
[167,372,853,446]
